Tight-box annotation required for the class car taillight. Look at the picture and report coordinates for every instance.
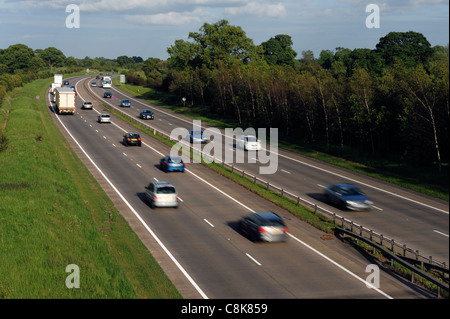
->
[138,138,141,141]
[127,138,131,141]
[282,227,289,233]
[153,195,158,200]
[258,227,268,233]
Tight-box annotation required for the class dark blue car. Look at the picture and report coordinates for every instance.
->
[324,183,372,211]
[160,155,185,173]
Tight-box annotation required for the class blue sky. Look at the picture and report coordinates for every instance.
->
[0,0,448,60]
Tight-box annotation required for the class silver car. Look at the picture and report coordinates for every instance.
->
[82,101,93,109]
[98,114,111,123]
[145,181,178,208]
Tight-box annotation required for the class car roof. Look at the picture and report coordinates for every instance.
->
[152,181,175,187]
[253,211,282,221]
[332,183,358,188]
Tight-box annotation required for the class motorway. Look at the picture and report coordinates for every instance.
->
[86,75,448,265]
[47,75,441,299]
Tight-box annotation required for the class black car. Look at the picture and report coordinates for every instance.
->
[140,109,154,120]
[239,212,288,242]
[123,133,141,146]
[104,92,112,98]
[63,80,69,85]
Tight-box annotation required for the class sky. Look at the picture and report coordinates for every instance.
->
[0,0,448,61]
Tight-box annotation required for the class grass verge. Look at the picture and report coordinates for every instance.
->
[0,78,181,298]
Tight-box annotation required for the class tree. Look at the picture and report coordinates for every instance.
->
[0,44,35,72]
[261,34,297,67]
[376,31,434,67]
[188,19,258,67]
[167,39,201,70]
[39,47,66,71]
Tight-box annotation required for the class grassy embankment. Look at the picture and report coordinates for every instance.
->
[0,78,181,298]
[114,77,449,202]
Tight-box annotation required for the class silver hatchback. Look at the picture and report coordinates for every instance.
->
[145,181,178,208]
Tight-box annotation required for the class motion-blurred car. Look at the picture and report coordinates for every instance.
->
[160,155,185,172]
[123,132,141,146]
[120,99,131,107]
[237,135,261,151]
[239,212,288,242]
[324,183,372,211]
[91,82,97,87]
[139,109,154,120]
[98,114,111,123]
[189,130,208,143]
[145,181,179,208]
[81,101,93,109]
[104,92,112,98]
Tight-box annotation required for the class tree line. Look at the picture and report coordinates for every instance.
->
[133,20,448,171]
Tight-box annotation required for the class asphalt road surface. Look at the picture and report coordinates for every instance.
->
[46,75,440,299]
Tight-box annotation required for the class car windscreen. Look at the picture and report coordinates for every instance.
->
[168,156,183,163]
[340,187,363,196]
[156,186,176,194]
[245,136,257,142]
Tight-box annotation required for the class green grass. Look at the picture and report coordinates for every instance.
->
[114,77,449,201]
[0,78,181,298]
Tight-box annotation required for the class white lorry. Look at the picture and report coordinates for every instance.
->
[51,74,63,96]
[102,76,112,89]
[54,74,63,85]
[54,87,76,115]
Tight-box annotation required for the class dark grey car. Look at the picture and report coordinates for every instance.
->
[324,183,372,211]
[239,212,288,242]
[140,109,154,119]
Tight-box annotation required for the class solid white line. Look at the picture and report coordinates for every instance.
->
[76,78,394,299]
[433,230,449,237]
[67,85,209,299]
[246,253,262,266]
[287,233,393,299]
[203,219,214,228]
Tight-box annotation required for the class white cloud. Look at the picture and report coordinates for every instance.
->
[124,11,202,25]
[226,1,287,18]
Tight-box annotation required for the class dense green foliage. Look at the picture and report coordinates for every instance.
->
[153,21,449,171]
